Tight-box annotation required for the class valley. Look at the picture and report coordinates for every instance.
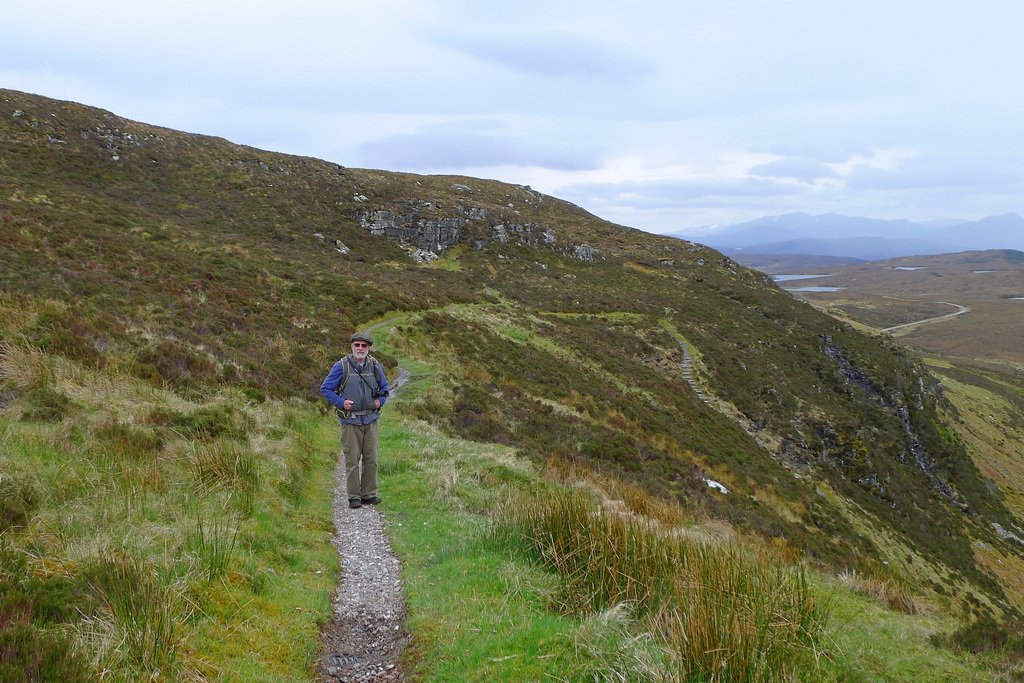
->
[775,250,1024,366]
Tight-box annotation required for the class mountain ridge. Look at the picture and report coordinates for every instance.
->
[674,211,1024,261]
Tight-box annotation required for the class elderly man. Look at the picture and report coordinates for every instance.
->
[320,332,390,509]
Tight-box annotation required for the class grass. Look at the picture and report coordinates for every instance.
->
[373,386,1016,681]
[84,553,179,672]
[0,331,338,681]
[491,488,827,682]
[368,415,594,681]
[821,581,1003,683]
[188,438,262,517]
[5,88,1022,616]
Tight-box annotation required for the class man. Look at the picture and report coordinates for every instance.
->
[320,331,390,509]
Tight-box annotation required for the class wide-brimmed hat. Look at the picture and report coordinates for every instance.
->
[350,331,374,345]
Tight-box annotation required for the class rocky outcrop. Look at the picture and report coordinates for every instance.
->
[489,222,556,246]
[573,244,595,263]
[823,343,958,501]
[358,203,596,263]
[358,209,467,253]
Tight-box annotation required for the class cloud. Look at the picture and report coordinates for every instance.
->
[354,131,604,172]
[764,143,871,164]
[845,155,1022,191]
[442,32,653,82]
[561,177,805,211]
[749,158,838,182]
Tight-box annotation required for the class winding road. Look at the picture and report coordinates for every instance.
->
[881,302,969,333]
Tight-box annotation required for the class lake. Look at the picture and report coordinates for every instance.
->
[773,274,833,282]
[787,286,843,292]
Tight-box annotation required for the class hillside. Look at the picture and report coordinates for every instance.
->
[4,88,1024,678]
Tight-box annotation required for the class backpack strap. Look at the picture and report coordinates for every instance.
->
[335,358,351,393]
[336,354,382,392]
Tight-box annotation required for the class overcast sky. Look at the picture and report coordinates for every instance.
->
[3,1,1023,235]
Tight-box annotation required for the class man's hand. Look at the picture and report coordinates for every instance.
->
[374,399,381,409]
[343,399,354,410]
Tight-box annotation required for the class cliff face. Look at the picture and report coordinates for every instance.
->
[3,87,1022,614]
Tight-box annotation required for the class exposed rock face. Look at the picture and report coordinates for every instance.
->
[358,209,467,253]
[490,222,558,247]
[455,205,489,220]
[357,203,595,263]
[573,244,595,262]
[822,343,957,501]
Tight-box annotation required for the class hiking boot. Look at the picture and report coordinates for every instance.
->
[361,496,382,505]
[348,499,362,509]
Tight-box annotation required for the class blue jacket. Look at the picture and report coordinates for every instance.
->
[320,355,389,425]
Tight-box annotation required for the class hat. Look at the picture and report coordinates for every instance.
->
[350,331,374,346]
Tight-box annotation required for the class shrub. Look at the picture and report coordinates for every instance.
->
[19,383,75,422]
[0,546,94,682]
[0,623,93,683]
[0,475,39,533]
[95,420,164,457]
[134,339,217,388]
[931,615,1024,657]
[29,305,117,369]
[151,402,251,440]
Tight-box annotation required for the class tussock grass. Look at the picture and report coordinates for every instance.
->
[572,604,667,683]
[187,511,239,581]
[492,488,827,682]
[189,438,262,516]
[84,553,180,674]
[837,569,927,616]
[374,345,1009,682]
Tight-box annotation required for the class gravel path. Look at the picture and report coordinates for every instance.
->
[317,368,412,682]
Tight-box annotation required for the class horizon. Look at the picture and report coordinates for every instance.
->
[4,1,1024,235]
[676,209,1024,237]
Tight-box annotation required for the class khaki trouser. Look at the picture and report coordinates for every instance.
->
[341,421,378,500]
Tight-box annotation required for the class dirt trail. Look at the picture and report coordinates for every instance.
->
[317,367,412,682]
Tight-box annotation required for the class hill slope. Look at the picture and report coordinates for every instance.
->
[3,87,1023,623]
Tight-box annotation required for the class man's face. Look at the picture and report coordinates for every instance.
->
[352,341,370,361]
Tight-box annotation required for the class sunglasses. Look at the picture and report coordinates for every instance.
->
[352,342,370,348]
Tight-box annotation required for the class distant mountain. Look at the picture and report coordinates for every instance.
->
[915,218,966,230]
[719,236,958,262]
[728,253,867,274]
[924,213,1024,251]
[673,212,1024,260]
[701,213,927,246]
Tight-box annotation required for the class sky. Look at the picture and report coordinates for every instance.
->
[3,0,1023,236]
